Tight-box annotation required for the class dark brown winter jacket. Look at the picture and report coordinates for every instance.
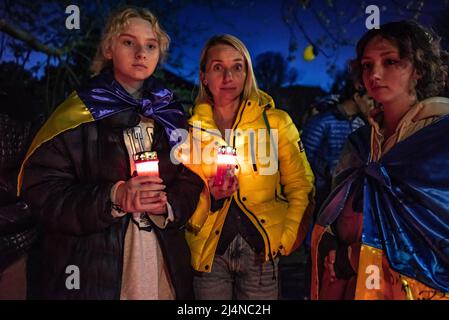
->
[21,109,203,299]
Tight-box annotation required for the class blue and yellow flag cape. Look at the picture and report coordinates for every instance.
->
[312,115,449,299]
[17,69,186,195]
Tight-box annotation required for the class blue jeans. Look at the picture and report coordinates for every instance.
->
[193,234,279,300]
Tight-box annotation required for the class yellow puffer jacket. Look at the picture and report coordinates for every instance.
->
[181,91,314,272]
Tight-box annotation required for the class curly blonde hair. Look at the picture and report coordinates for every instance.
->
[350,20,448,101]
[90,7,170,75]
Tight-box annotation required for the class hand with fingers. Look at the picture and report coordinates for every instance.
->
[323,246,356,282]
[324,250,337,283]
[115,175,168,215]
[208,172,239,200]
[319,231,339,283]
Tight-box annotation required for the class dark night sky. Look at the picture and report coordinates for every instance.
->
[171,1,345,90]
[2,0,448,91]
[169,0,448,90]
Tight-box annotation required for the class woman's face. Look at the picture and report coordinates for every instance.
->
[361,36,419,106]
[201,44,247,105]
[106,17,160,91]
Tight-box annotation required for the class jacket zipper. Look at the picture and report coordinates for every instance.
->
[235,190,276,266]
[231,101,274,264]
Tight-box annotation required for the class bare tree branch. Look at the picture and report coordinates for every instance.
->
[390,0,434,17]
[0,18,64,56]
[310,6,349,47]
[281,0,331,58]
[293,13,330,58]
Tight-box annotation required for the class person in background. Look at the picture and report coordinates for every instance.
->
[302,87,373,218]
[300,87,373,299]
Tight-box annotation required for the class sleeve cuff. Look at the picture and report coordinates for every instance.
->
[110,181,126,218]
[148,202,174,229]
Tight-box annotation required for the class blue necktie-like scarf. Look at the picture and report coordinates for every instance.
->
[77,69,186,146]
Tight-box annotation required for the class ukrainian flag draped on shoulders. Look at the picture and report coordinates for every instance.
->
[312,109,449,300]
[17,68,186,195]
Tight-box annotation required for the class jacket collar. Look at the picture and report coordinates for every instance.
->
[368,96,449,140]
[368,97,449,160]
[189,90,275,131]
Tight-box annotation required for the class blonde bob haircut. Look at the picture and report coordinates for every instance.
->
[90,7,170,75]
[195,34,260,105]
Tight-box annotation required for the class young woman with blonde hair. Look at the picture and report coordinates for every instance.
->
[184,34,314,300]
[19,7,203,299]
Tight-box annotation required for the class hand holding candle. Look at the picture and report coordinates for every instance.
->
[208,173,238,201]
[115,151,166,214]
[209,146,238,200]
[115,175,167,214]
[213,146,237,187]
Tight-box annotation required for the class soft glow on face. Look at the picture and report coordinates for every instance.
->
[361,36,416,106]
[203,44,246,106]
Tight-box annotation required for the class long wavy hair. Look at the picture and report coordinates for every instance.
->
[350,20,448,101]
[90,6,170,75]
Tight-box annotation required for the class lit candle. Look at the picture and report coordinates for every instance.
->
[214,146,237,187]
[135,151,159,177]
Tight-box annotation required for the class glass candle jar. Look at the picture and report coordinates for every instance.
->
[134,151,159,177]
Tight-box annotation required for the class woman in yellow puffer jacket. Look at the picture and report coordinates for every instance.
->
[181,34,314,300]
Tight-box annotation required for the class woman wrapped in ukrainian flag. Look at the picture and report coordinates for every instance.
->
[311,20,449,300]
[17,7,203,299]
